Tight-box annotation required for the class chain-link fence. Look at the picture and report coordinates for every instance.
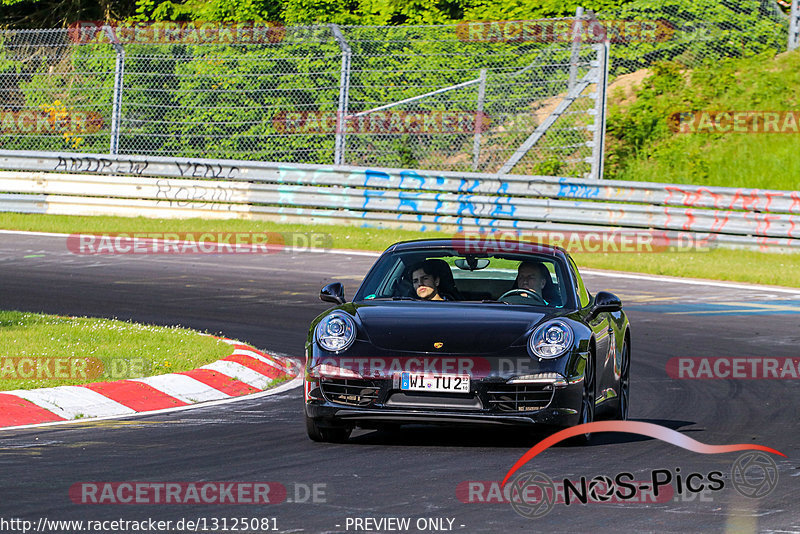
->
[595,0,788,76]
[0,0,791,177]
[339,25,602,176]
[0,22,604,177]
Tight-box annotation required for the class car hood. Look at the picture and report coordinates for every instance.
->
[354,302,547,354]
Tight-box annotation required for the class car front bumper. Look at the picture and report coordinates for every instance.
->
[304,375,585,429]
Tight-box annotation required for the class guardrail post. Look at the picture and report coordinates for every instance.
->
[589,41,609,181]
[104,25,125,156]
[472,69,487,171]
[789,0,800,52]
[568,7,584,92]
[330,24,352,166]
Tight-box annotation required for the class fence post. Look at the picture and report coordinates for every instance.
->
[789,0,800,52]
[589,42,609,181]
[568,7,584,92]
[103,25,125,156]
[472,69,487,171]
[330,24,352,166]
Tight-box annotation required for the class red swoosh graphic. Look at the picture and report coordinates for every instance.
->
[502,421,785,487]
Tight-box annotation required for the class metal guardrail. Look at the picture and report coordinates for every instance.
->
[0,150,798,250]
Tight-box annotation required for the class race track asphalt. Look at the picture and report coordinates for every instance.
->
[1,233,799,533]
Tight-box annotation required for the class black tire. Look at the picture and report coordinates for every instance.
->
[570,350,596,445]
[615,339,630,421]
[305,414,352,443]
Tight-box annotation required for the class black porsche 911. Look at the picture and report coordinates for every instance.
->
[304,238,630,443]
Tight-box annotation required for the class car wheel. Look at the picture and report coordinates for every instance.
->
[305,414,352,443]
[571,350,596,444]
[615,339,630,421]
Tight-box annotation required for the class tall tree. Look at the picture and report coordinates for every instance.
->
[1,0,139,27]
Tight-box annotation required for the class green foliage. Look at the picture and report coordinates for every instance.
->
[606,50,800,189]
[130,0,635,26]
[531,156,564,176]
[2,25,580,169]
[0,310,232,391]
[1,0,139,28]
[606,61,683,162]
[3,0,793,181]
[133,0,282,22]
[464,0,631,20]
[604,0,787,76]
[134,0,197,20]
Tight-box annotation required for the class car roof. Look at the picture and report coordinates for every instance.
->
[386,238,569,259]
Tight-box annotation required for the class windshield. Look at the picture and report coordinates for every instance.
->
[353,248,573,308]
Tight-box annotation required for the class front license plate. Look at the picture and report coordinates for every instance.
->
[400,372,470,393]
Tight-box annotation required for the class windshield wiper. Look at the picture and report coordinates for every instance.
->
[481,299,509,304]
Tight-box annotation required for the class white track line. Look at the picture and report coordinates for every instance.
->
[0,230,72,238]
[581,269,800,295]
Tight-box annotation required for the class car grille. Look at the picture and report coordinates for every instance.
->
[486,383,554,413]
[320,379,381,407]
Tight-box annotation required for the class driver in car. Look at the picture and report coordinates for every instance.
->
[514,261,550,304]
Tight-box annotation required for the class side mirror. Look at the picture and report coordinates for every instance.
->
[320,282,346,305]
[588,291,622,320]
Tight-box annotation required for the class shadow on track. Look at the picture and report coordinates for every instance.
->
[346,418,700,448]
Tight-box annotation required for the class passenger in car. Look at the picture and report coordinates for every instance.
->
[409,260,446,301]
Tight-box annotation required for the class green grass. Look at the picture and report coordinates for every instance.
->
[0,212,441,252]
[612,135,800,190]
[1,212,797,288]
[0,310,233,391]
[572,249,800,288]
[606,51,800,190]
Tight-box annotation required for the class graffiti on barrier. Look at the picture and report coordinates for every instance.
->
[155,179,235,210]
[175,161,240,179]
[54,156,149,176]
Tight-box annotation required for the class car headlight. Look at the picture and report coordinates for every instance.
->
[529,320,573,359]
[315,313,356,353]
